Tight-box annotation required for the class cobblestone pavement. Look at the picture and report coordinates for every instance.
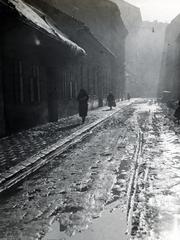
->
[0,101,131,176]
[0,101,137,240]
[2,99,180,240]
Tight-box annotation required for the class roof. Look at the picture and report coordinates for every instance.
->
[25,0,127,54]
[24,0,116,58]
[111,0,142,32]
[80,27,116,58]
[1,0,86,55]
[91,32,116,58]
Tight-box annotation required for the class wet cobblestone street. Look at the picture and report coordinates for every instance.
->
[0,102,137,240]
[1,100,180,240]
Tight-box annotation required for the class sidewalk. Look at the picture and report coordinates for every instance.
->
[0,101,132,192]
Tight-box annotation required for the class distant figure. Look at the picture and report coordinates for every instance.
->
[127,93,131,101]
[77,89,89,124]
[107,92,116,110]
[174,100,180,124]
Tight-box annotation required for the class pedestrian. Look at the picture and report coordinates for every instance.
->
[107,92,116,110]
[127,93,131,101]
[77,89,89,124]
[174,100,180,124]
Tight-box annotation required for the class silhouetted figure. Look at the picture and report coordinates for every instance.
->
[174,100,180,124]
[127,93,131,101]
[77,89,89,124]
[107,92,115,110]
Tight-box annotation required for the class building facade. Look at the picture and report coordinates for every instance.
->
[0,0,85,136]
[0,0,119,137]
[26,0,128,99]
[159,15,180,100]
[23,0,118,109]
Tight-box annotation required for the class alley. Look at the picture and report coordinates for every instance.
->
[0,99,177,240]
[2,0,180,240]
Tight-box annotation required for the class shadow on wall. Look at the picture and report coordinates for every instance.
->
[58,96,107,118]
[6,103,48,134]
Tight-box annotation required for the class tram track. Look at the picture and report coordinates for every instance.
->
[0,104,132,194]
[127,129,144,236]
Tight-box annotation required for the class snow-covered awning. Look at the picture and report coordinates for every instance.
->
[2,0,86,55]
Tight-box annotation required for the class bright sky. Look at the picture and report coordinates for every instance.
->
[125,0,180,23]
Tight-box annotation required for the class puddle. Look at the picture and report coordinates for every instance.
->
[43,202,129,240]
[42,156,131,240]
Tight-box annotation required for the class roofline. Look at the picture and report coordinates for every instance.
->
[86,28,116,58]
[0,0,86,56]
[23,0,117,58]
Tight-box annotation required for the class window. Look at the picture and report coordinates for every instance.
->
[19,61,24,104]
[30,65,40,103]
[13,61,41,104]
[69,81,73,99]
[62,72,67,99]
[13,60,24,104]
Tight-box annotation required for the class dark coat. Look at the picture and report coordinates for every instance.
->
[77,90,89,117]
[107,93,115,107]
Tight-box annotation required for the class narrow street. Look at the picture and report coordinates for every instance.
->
[2,1,180,240]
[0,99,178,240]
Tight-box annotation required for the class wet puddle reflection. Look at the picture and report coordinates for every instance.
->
[43,202,128,240]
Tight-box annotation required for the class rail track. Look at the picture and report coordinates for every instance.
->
[126,129,144,236]
[0,105,131,194]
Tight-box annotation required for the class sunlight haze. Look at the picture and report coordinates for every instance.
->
[125,0,180,22]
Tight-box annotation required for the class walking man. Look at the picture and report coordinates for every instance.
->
[107,92,116,110]
[77,89,89,124]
